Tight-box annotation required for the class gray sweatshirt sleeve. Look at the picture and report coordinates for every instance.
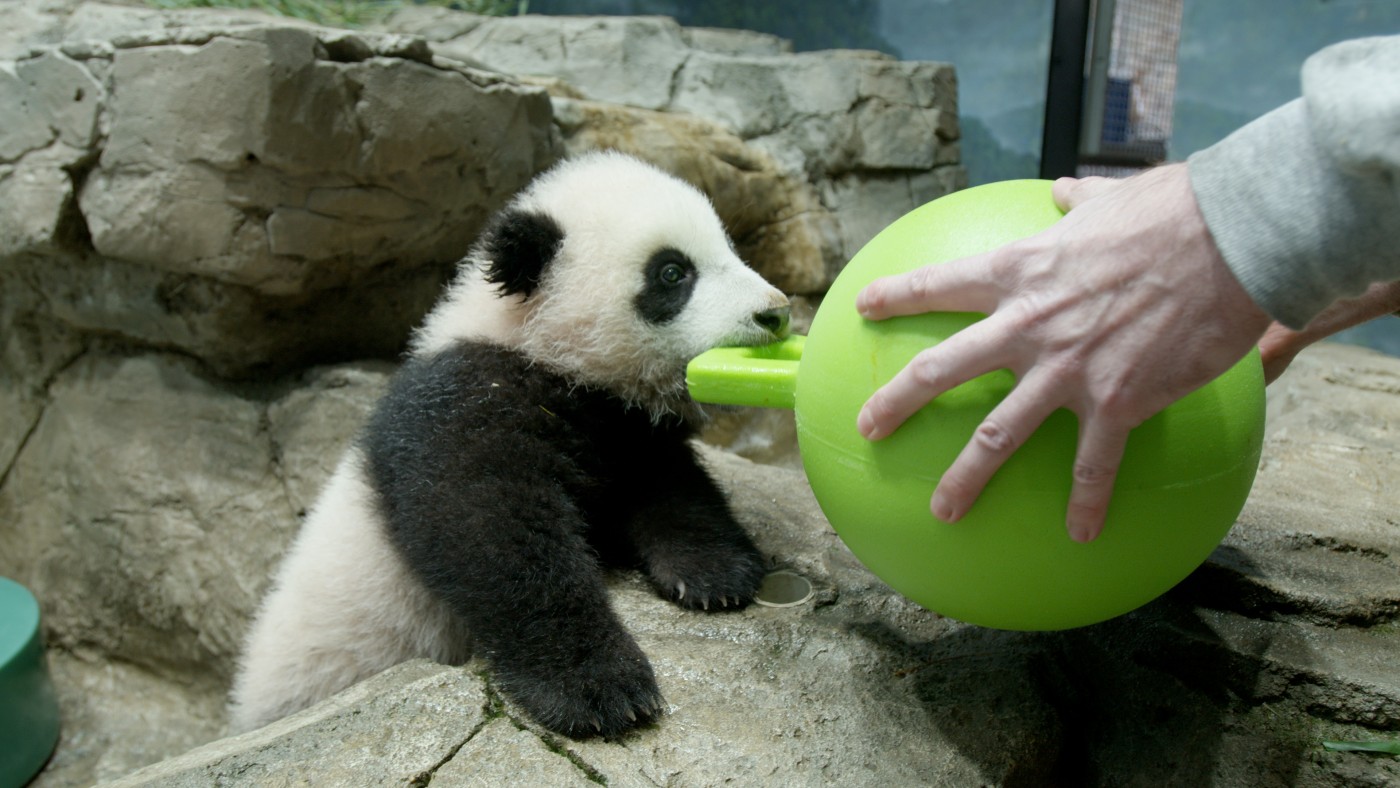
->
[1187,35,1400,329]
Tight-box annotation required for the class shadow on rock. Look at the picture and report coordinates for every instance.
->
[847,557,1321,786]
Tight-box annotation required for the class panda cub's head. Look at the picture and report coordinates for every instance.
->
[413,151,791,421]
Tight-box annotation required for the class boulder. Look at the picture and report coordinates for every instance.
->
[376,8,967,291]
[0,354,391,679]
[107,661,493,788]
[1,6,556,377]
[1,353,394,786]
[1,2,964,380]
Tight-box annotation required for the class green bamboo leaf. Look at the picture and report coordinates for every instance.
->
[1322,740,1400,755]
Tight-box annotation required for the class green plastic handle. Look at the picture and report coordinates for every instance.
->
[685,334,805,409]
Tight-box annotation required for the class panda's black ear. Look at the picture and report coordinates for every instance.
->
[481,209,565,298]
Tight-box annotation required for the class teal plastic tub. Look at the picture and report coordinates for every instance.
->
[0,576,60,787]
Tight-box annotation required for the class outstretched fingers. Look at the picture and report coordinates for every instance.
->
[857,254,1003,321]
[1064,418,1131,543]
[932,384,1134,542]
[858,317,1015,441]
[929,372,1064,522]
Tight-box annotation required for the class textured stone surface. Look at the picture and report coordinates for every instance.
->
[78,28,527,296]
[376,7,966,291]
[6,355,392,787]
[1,4,556,377]
[0,355,390,687]
[6,344,1399,788]
[39,650,227,787]
[106,661,490,788]
[0,2,963,379]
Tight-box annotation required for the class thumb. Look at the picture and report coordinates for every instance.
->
[1051,175,1120,212]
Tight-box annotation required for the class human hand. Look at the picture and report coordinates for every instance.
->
[855,164,1272,542]
[1257,280,1400,383]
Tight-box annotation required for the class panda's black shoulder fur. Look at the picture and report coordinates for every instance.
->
[361,340,695,521]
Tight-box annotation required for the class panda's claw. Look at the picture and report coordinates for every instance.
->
[645,539,766,613]
[493,621,665,740]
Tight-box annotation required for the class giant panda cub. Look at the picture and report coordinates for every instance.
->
[230,152,791,738]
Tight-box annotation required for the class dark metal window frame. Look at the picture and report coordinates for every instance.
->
[1040,0,1091,179]
[1041,0,1167,178]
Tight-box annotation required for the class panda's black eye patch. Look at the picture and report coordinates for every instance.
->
[636,248,697,324]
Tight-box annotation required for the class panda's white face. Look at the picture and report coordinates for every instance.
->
[413,152,790,420]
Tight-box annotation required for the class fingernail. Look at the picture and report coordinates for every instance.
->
[1069,524,1096,543]
[857,408,882,440]
[855,296,872,318]
[932,492,958,522]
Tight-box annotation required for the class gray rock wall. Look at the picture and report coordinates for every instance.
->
[1,2,964,380]
[379,8,965,287]
[2,18,555,377]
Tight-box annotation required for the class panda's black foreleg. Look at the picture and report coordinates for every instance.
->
[625,445,767,611]
[474,512,667,739]
[386,475,666,738]
[362,349,667,738]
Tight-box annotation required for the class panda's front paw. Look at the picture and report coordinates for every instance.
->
[648,543,767,612]
[496,632,665,739]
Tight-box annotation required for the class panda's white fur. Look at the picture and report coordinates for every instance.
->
[228,453,471,729]
[229,152,788,734]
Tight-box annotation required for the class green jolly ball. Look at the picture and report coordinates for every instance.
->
[686,179,1266,631]
[798,179,1265,630]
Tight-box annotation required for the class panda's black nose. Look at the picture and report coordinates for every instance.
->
[754,305,791,339]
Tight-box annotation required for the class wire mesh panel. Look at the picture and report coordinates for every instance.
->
[1080,0,1183,174]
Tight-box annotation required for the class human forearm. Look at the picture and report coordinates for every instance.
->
[1257,279,1400,383]
[1189,36,1400,329]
